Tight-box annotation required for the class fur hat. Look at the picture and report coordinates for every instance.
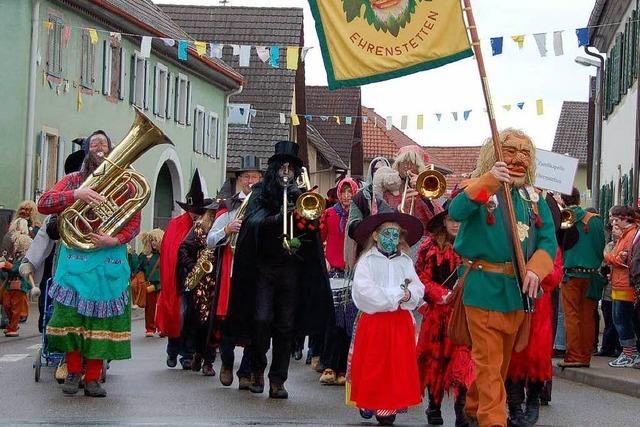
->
[373,166,402,197]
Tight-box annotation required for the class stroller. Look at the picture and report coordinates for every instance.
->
[33,279,107,383]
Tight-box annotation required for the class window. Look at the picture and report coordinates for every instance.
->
[80,30,96,89]
[154,63,169,118]
[193,106,206,153]
[175,74,191,125]
[36,129,64,196]
[130,53,148,109]
[207,112,220,158]
[46,14,63,77]
[102,37,125,100]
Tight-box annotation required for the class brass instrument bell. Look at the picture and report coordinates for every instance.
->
[415,169,447,200]
[560,208,576,230]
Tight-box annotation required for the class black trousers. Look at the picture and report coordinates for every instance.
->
[252,263,301,384]
[183,295,215,363]
[322,325,350,374]
[166,295,195,361]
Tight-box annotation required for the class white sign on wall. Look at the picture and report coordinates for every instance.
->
[534,149,579,195]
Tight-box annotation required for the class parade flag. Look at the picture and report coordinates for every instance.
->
[386,116,393,130]
[463,109,472,120]
[401,115,408,129]
[511,35,525,49]
[452,112,458,121]
[345,116,353,125]
[536,99,544,115]
[210,43,223,59]
[279,113,286,124]
[553,31,564,56]
[256,46,271,63]
[301,46,313,61]
[195,41,207,57]
[287,47,300,70]
[533,33,547,57]
[178,40,188,61]
[140,36,152,58]
[576,28,589,47]
[238,45,251,67]
[309,0,473,89]
[517,102,525,110]
[490,37,503,56]
[292,114,300,126]
[270,46,280,68]
[417,114,424,129]
[88,28,98,45]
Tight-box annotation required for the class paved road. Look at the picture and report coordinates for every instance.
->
[1,319,639,426]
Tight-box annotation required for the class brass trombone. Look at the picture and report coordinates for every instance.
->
[399,165,447,215]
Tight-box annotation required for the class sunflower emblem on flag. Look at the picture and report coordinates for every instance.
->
[342,0,426,37]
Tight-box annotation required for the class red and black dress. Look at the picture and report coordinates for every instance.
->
[415,237,475,405]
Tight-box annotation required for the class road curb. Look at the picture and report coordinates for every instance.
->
[553,365,640,398]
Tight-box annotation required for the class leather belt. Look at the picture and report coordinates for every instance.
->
[564,267,599,275]
[462,258,516,277]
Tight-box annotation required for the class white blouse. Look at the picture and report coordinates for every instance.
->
[352,247,425,314]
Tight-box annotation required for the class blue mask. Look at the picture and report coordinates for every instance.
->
[377,227,400,255]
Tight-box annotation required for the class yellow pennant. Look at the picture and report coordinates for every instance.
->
[286,47,300,70]
[536,99,544,115]
[88,29,98,45]
[417,114,424,130]
[511,35,525,49]
[43,21,54,31]
[309,0,472,89]
[291,114,300,126]
[195,41,207,57]
[334,115,341,125]
[502,105,512,111]
[77,88,83,112]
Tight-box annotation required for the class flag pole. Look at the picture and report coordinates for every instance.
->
[462,0,531,312]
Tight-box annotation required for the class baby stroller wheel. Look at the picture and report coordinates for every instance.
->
[359,409,374,419]
[34,348,42,382]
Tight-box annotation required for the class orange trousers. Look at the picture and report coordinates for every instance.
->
[2,290,26,333]
[145,290,159,333]
[561,278,596,364]
[465,306,525,427]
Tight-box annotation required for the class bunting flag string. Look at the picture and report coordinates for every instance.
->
[225,97,547,131]
[40,17,636,69]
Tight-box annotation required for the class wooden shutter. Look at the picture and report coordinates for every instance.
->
[57,137,65,179]
[186,81,192,125]
[166,72,172,119]
[129,54,137,105]
[143,60,149,110]
[118,47,126,100]
[174,75,180,122]
[102,40,111,96]
[153,65,158,115]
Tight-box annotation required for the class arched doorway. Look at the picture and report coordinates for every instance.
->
[153,163,174,230]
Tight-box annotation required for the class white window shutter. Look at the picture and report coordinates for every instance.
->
[193,112,198,152]
[102,40,111,96]
[153,65,158,115]
[129,54,137,105]
[118,47,126,100]
[186,81,192,125]
[143,60,149,110]
[166,72,172,119]
[174,75,180,122]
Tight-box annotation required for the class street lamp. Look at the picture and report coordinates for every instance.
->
[575,55,603,210]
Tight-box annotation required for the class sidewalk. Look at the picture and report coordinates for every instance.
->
[553,355,640,398]
[1,302,145,345]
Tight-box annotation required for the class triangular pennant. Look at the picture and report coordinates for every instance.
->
[536,99,544,115]
[209,43,223,59]
[345,116,352,125]
[511,35,525,49]
[320,116,329,121]
[334,116,341,125]
[576,28,589,47]
[385,116,392,131]
[304,114,313,121]
[88,29,98,45]
[362,116,368,124]
[502,105,512,111]
[256,46,270,63]
[416,114,424,130]
[291,114,300,126]
[400,115,408,129]
[517,102,525,110]
[490,37,503,56]
[553,31,564,56]
[301,46,313,62]
[452,112,458,121]
[533,33,547,57]
[435,113,442,122]
[463,110,472,121]
[279,113,286,124]
[195,41,207,57]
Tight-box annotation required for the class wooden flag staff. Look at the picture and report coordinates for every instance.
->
[462,0,532,312]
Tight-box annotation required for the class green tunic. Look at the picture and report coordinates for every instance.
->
[562,206,606,299]
[137,251,160,291]
[449,184,557,313]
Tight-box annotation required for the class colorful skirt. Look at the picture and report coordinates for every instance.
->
[349,309,422,411]
[46,301,131,360]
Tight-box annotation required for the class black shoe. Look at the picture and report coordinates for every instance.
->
[426,403,443,425]
[523,381,542,426]
[202,363,215,376]
[166,355,177,368]
[269,383,288,399]
[62,373,82,395]
[506,380,525,427]
[84,380,107,397]
[454,390,470,427]
[181,359,192,370]
[249,373,264,393]
[305,352,312,365]
[292,349,303,360]
[238,375,252,390]
[375,414,396,425]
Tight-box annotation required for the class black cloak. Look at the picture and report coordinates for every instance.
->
[224,182,334,346]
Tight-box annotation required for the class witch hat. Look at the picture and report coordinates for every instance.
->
[176,169,214,215]
[64,138,86,174]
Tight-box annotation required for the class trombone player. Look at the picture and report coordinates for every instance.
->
[37,130,141,398]
[207,154,263,389]
[224,141,333,399]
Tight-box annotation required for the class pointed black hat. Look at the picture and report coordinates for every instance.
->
[176,169,214,215]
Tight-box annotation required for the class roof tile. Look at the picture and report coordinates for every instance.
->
[552,101,589,165]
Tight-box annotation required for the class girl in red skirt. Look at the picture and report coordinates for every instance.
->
[415,197,475,427]
[349,211,425,425]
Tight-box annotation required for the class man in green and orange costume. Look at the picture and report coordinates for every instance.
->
[448,128,557,427]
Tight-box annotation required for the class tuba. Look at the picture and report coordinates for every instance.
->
[59,108,174,250]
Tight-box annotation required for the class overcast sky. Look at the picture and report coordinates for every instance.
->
[155,0,597,150]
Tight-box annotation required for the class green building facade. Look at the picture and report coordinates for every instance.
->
[0,0,243,233]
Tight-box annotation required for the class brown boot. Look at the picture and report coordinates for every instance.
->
[220,365,233,386]
[269,382,288,399]
[201,363,215,377]
[249,372,264,393]
[238,375,252,390]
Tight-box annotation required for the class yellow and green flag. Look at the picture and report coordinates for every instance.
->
[309,0,473,89]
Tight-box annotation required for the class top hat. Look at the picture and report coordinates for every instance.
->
[64,138,86,174]
[176,169,214,215]
[235,154,263,174]
[268,141,303,168]
[354,209,424,248]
